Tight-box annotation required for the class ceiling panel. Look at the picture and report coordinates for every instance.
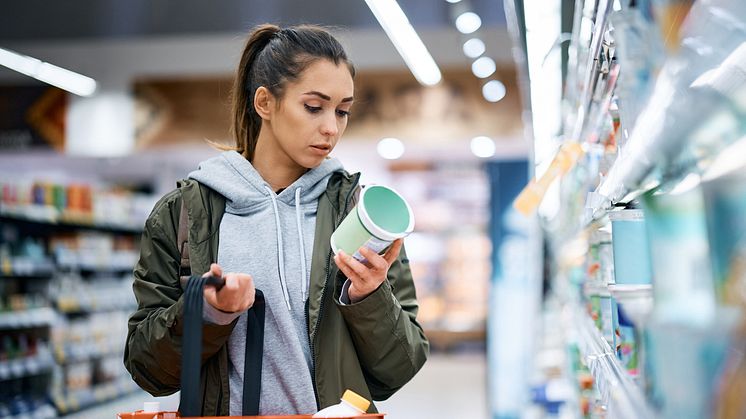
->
[1,0,506,42]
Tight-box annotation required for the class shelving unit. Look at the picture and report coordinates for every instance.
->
[1,178,151,418]
[0,308,56,330]
[573,310,653,419]
[510,0,746,417]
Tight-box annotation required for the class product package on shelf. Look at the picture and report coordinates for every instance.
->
[0,177,157,231]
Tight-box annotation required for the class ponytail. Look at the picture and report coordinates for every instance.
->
[230,24,281,160]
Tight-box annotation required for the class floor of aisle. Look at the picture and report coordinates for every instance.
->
[101,353,486,419]
[377,352,487,419]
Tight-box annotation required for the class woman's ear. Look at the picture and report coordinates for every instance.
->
[254,86,273,121]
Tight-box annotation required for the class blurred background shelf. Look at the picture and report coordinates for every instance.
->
[0,308,56,330]
[0,211,143,235]
[0,351,55,382]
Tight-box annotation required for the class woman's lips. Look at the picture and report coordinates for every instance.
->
[310,144,331,155]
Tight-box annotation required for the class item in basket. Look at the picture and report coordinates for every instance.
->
[313,389,370,418]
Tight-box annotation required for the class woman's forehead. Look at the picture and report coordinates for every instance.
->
[290,60,354,99]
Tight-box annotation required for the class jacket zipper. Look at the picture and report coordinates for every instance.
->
[307,174,360,408]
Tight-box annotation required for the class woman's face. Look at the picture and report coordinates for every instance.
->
[264,59,354,169]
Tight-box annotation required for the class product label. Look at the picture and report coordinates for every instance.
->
[352,236,392,264]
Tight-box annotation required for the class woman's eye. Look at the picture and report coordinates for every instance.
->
[336,109,351,117]
[304,104,322,113]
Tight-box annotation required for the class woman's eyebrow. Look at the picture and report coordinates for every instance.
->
[303,91,354,102]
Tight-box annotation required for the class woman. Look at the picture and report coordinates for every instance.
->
[124,23,429,416]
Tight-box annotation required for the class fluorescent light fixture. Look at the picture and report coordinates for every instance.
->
[446,0,462,3]
[471,56,496,78]
[377,137,405,159]
[470,136,496,158]
[483,80,506,102]
[463,38,486,58]
[455,12,482,34]
[0,47,97,97]
[365,0,442,86]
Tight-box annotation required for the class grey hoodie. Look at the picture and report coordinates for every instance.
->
[188,150,344,415]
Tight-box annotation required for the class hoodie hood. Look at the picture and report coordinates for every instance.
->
[189,150,344,214]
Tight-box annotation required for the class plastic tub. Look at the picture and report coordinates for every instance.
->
[608,209,653,285]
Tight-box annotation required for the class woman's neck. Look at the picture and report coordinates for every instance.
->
[252,137,307,192]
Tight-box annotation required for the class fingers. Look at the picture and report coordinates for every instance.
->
[358,246,387,271]
[203,270,255,313]
[339,251,371,279]
[204,263,223,279]
[334,252,362,282]
[203,285,218,306]
[382,239,403,265]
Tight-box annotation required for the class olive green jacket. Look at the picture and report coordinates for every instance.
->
[124,171,429,415]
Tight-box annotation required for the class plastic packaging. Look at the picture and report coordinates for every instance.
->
[608,209,653,285]
[312,389,370,418]
[642,183,716,325]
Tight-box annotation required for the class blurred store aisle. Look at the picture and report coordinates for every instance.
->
[377,353,487,419]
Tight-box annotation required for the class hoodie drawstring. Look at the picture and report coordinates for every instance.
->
[265,185,292,311]
[295,187,308,302]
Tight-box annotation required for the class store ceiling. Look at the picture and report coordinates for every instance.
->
[1,0,506,42]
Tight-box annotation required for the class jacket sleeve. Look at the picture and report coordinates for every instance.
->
[123,191,236,396]
[335,244,430,400]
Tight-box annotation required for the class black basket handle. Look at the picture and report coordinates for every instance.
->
[179,275,264,416]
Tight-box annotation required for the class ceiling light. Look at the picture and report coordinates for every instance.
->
[365,0,442,86]
[377,137,405,160]
[463,38,486,58]
[471,56,496,78]
[471,136,496,158]
[0,47,97,97]
[483,80,507,102]
[455,12,482,34]
[446,0,462,3]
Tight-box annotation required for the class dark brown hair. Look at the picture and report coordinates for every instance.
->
[227,24,355,161]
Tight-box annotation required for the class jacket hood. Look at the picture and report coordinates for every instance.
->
[188,151,344,213]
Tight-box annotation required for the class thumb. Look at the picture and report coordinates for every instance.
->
[204,285,218,306]
[207,263,223,278]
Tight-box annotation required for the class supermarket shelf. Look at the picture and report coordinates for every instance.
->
[0,207,142,235]
[53,377,140,416]
[54,343,122,365]
[0,350,55,381]
[0,260,55,279]
[61,389,157,419]
[0,400,56,419]
[56,263,135,276]
[0,307,56,330]
[54,299,135,315]
[575,309,654,419]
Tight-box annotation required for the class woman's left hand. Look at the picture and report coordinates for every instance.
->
[334,239,403,303]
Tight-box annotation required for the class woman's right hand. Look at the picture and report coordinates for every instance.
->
[203,263,255,313]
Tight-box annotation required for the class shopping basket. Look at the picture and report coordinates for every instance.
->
[118,275,384,418]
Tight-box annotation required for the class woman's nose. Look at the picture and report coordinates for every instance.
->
[320,113,339,137]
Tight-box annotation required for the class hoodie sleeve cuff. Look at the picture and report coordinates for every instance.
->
[202,297,242,325]
[339,279,353,305]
